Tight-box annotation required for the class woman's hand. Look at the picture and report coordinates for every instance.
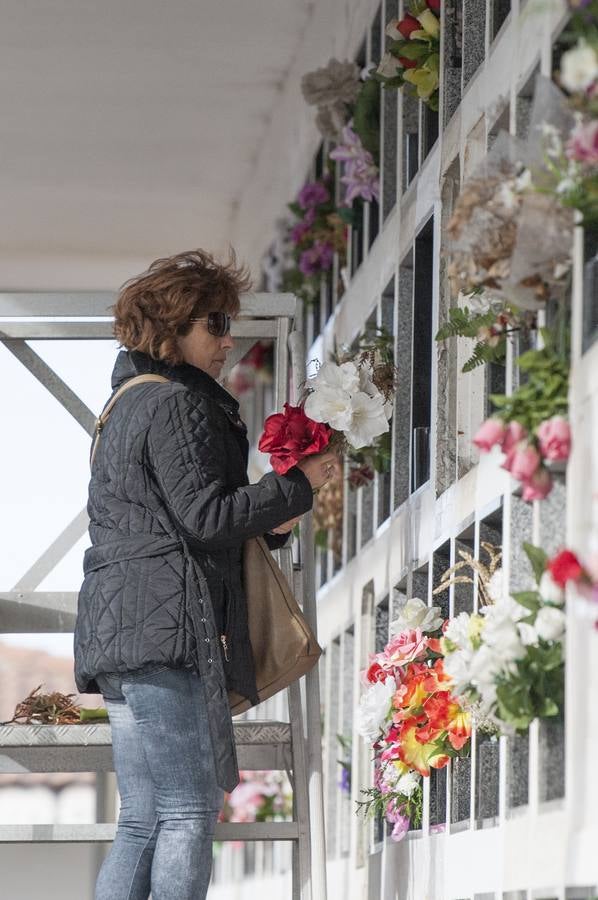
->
[295,451,341,491]
[269,515,303,535]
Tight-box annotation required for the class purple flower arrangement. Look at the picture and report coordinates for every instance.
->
[330,126,380,205]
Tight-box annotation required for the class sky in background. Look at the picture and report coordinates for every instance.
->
[0,337,121,658]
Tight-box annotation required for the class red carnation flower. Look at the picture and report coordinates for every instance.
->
[258,403,331,475]
[547,549,584,587]
[398,14,421,38]
[398,56,418,69]
[426,0,441,12]
[365,660,388,684]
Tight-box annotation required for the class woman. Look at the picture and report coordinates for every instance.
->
[74,248,338,900]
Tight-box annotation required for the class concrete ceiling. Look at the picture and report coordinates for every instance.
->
[0,1,315,274]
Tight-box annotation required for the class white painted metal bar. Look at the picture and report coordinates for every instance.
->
[289,325,328,900]
[0,592,78,632]
[12,507,89,592]
[0,292,297,319]
[0,822,300,843]
[2,340,97,434]
[0,319,280,340]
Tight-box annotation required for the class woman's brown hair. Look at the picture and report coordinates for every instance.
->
[112,248,252,365]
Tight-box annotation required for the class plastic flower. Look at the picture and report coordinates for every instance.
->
[290,206,316,244]
[501,420,528,453]
[536,416,571,462]
[473,417,506,452]
[304,384,354,432]
[258,403,331,474]
[560,40,598,93]
[502,442,541,481]
[344,391,389,449]
[355,675,396,741]
[534,606,566,642]
[297,181,330,210]
[298,240,334,275]
[414,8,440,39]
[397,718,449,776]
[386,15,421,40]
[566,119,598,165]
[390,597,443,635]
[382,628,429,667]
[377,52,403,78]
[547,549,584,586]
[304,360,390,450]
[329,126,380,205]
[539,571,565,605]
[521,466,553,501]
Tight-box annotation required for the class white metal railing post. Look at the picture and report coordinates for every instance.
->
[289,319,329,900]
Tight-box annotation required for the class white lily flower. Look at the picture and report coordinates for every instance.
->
[310,360,360,394]
[304,384,354,431]
[344,391,390,449]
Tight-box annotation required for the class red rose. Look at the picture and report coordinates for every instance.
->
[365,660,388,684]
[398,14,421,38]
[547,549,584,587]
[258,403,331,475]
[426,0,441,12]
[399,56,418,69]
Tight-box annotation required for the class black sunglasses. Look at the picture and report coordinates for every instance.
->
[190,311,232,337]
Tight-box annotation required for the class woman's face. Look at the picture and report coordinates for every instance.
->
[177,315,234,379]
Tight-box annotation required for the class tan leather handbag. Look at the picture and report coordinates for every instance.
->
[91,373,322,714]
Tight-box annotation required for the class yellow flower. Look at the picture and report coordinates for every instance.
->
[415,9,440,39]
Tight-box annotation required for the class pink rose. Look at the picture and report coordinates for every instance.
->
[566,120,598,166]
[536,416,571,462]
[502,442,540,481]
[501,420,527,454]
[521,466,553,501]
[382,629,428,667]
[473,418,506,452]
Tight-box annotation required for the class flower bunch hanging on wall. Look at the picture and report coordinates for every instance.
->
[441,543,565,733]
[301,58,381,204]
[282,173,348,305]
[356,598,471,841]
[473,332,570,501]
[446,128,575,309]
[258,327,396,484]
[374,0,441,110]
[553,1,598,224]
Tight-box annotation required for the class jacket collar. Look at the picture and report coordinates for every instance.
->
[111,350,240,413]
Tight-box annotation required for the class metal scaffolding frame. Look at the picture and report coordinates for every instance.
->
[0,291,327,900]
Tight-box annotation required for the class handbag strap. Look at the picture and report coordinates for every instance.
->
[90,374,171,469]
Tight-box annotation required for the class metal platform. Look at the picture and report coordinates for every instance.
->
[0,721,292,775]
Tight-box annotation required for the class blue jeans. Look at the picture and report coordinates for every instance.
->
[95,667,224,900]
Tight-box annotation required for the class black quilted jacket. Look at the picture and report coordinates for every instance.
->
[74,349,313,790]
